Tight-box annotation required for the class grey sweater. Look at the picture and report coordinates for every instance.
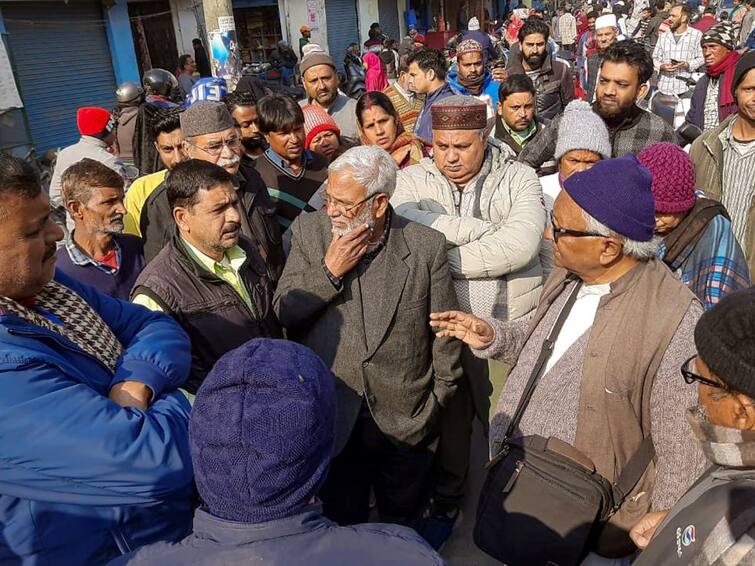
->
[476,284,707,511]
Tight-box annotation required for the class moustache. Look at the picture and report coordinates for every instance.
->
[222,223,240,235]
[217,154,241,168]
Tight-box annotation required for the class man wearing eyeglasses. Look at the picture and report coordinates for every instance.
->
[432,155,707,562]
[139,102,285,285]
[630,288,755,565]
[274,145,462,531]
[132,159,282,395]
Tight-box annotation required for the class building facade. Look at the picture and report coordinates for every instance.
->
[0,0,406,155]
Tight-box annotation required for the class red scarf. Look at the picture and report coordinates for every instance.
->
[707,51,741,109]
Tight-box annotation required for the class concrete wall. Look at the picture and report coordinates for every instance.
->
[284,0,328,52]
[170,0,201,55]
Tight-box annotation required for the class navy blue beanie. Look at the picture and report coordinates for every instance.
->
[563,154,656,242]
[190,338,336,524]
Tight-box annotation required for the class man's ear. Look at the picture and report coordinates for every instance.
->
[66,200,84,220]
[600,237,625,265]
[173,206,188,232]
[635,82,650,103]
[373,193,389,219]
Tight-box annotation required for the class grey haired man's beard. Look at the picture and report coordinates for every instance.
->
[331,203,375,237]
[217,154,241,168]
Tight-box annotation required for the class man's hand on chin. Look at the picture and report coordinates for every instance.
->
[109,381,152,410]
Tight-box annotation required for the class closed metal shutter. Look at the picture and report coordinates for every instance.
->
[324,0,359,72]
[378,0,400,42]
[3,1,117,152]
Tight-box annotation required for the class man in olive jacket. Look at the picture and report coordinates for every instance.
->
[274,146,462,529]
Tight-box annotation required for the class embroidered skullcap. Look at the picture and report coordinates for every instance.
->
[457,39,483,55]
[431,95,487,131]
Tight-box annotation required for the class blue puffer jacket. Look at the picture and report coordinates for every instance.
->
[0,270,195,565]
[447,67,500,109]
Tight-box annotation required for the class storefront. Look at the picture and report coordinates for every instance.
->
[0,0,127,153]
[232,0,283,64]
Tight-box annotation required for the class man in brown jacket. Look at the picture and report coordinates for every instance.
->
[690,51,755,276]
[432,155,707,562]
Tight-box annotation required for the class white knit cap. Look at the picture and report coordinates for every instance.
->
[595,14,617,29]
[555,100,612,161]
[468,17,480,30]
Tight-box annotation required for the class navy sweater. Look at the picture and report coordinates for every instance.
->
[55,234,146,300]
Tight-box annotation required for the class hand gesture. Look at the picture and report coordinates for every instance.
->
[629,510,669,550]
[109,381,152,410]
[324,224,371,278]
[430,310,494,349]
[492,67,508,82]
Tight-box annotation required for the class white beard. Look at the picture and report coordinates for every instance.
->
[331,203,375,237]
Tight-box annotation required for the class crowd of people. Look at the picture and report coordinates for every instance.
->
[1,1,755,565]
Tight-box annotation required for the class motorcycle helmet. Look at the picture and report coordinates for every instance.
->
[142,68,178,97]
[115,81,145,104]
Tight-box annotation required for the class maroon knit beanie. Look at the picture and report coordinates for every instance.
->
[637,142,696,214]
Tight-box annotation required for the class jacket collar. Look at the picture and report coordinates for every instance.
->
[191,504,332,546]
[171,234,261,282]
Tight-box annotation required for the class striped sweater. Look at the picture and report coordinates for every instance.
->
[383,83,425,135]
[254,149,329,232]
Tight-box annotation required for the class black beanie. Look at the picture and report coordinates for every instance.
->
[694,288,755,398]
[731,50,755,97]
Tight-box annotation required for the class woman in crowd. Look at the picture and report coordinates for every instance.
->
[364,51,388,92]
[302,104,349,162]
[356,92,429,169]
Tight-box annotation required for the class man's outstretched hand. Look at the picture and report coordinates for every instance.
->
[430,310,495,350]
[109,381,152,411]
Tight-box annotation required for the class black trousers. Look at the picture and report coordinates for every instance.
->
[320,408,437,526]
[432,347,491,513]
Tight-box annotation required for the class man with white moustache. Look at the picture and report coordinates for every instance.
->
[274,145,463,531]
[139,101,275,263]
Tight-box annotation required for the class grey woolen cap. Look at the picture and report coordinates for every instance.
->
[554,100,612,161]
[180,101,235,138]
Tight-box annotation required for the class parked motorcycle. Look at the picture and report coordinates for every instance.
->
[647,73,702,130]
[241,62,305,100]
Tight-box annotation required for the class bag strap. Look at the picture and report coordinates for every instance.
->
[611,436,656,508]
[502,278,583,444]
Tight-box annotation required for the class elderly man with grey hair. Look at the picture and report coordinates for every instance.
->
[274,145,463,531]
[391,94,545,547]
[432,155,707,563]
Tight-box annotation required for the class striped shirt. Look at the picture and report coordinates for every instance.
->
[719,119,755,246]
[703,77,720,131]
[652,27,704,95]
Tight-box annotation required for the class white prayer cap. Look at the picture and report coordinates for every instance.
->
[595,14,618,30]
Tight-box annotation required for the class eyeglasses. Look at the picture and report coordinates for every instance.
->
[681,356,728,391]
[324,194,375,216]
[550,213,606,243]
[186,136,241,156]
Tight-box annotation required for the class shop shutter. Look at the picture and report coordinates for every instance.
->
[324,0,359,72]
[378,0,400,43]
[3,1,117,153]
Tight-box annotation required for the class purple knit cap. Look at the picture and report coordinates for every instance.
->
[190,338,336,524]
[637,142,696,214]
[563,154,656,242]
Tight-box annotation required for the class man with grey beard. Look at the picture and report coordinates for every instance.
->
[139,101,285,271]
[55,158,145,300]
[274,145,462,531]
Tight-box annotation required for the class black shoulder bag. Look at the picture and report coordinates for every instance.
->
[473,280,655,566]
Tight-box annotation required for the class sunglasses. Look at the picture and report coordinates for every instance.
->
[680,355,728,391]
